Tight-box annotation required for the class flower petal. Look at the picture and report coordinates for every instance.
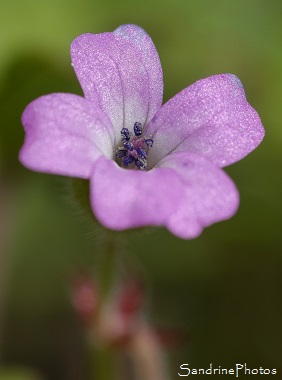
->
[71,24,163,140]
[20,93,115,178]
[157,152,239,239]
[146,74,264,168]
[90,157,183,230]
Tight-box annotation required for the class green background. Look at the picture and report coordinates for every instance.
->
[0,0,281,378]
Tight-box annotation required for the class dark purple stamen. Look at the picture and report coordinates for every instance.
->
[116,122,154,170]
[134,122,142,136]
[135,158,147,169]
[123,155,135,166]
[121,127,131,141]
[123,141,134,151]
[116,148,128,158]
[145,139,154,148]
[136,148,147,159]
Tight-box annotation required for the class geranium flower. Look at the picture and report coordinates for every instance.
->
[20,24,264,239]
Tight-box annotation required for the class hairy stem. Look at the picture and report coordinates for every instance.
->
[89,230,120,379]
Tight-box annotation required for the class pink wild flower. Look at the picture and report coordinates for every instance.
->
[20,24,264,239]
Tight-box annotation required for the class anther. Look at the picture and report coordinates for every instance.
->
[136,148,147,159]
[121,127,131,141]
[145,139,154,148]
[116,148,128,158]
[135,158,147,170]
[123,141,134,151]
[134,122,142,136]
[123,155,135,167]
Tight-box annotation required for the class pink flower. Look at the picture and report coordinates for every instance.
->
[20,25,264,239]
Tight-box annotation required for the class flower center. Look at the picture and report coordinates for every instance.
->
[115,122,154,170]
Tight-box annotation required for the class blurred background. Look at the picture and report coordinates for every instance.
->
[0,0,282,378]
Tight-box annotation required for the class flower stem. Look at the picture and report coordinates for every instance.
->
[89,344,116,380]
[89,230,120,380]
[129,326,169,380]
[98,230,119,302]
